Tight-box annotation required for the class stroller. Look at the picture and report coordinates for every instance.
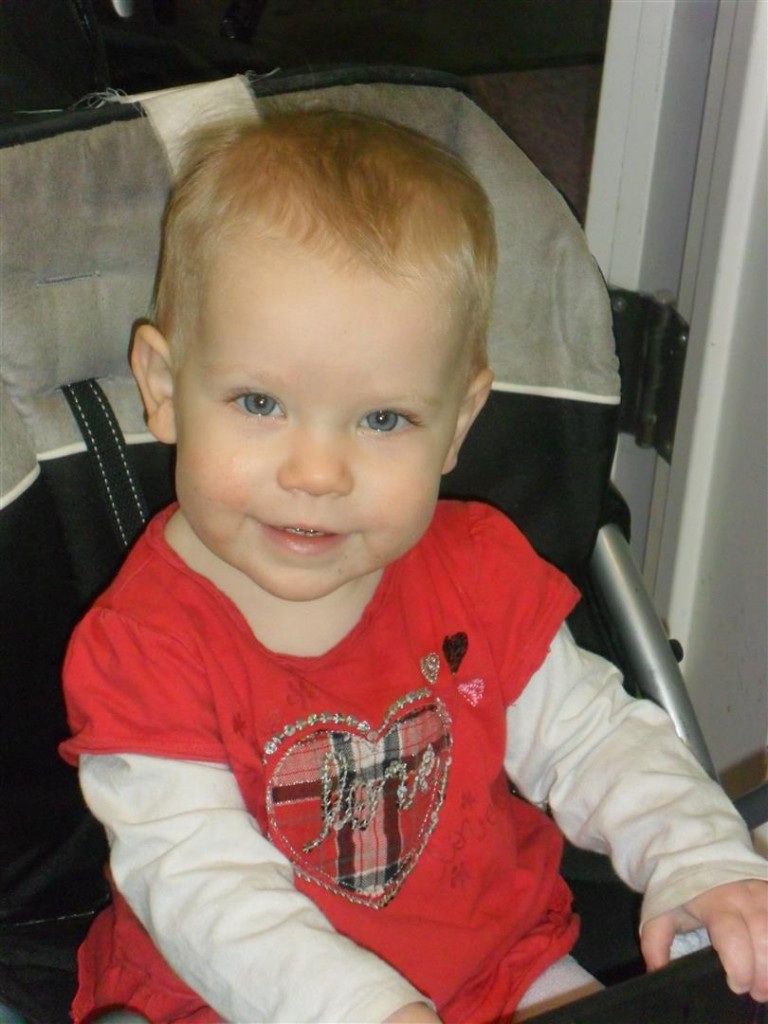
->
[0,66,761,1023]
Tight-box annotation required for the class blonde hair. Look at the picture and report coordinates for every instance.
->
[154,108,497,370]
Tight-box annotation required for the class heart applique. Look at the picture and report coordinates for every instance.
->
[457,678,485,707]
[442,632,468,674]
[266,694,452,908]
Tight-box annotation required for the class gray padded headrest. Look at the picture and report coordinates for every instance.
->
[1,75,618,507]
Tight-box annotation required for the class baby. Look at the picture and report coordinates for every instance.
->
[60,109,766,1023]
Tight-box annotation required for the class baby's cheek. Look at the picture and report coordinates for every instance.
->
[175,456,244,518]
[190,446,247,491]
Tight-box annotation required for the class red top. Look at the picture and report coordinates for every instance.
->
[62,500,580,1023]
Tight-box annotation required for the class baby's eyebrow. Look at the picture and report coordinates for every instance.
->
[197,356,261,373]
[385,393,443,411]
[355,386,444,411]
[198,360,277,385]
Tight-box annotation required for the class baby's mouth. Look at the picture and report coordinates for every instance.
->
[284,526,326,537]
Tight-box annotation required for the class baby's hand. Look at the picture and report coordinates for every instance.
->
[641,879,768,1001]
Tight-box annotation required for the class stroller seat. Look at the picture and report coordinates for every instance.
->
[0,68,738,1023]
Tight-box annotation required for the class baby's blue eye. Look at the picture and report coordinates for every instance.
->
[364,410,405,432]
[239,393,278,416]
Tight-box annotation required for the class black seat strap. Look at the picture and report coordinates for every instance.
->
[61,379,149,550]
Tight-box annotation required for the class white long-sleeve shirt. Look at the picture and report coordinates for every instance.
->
[80,627,766,1022]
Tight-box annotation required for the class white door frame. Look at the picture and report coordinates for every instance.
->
[585,0,719,572]
[587,0,768,776]
[653,0,767,776]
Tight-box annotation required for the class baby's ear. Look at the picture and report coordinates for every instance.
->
[130,323,177,444]
[442,367,493,474]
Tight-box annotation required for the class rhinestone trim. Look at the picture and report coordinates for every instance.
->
[262,686,434,760]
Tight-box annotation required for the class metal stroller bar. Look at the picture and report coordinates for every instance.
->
[590,523,718,780]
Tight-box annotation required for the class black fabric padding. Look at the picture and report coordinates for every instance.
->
[0,444,174,921]
[0,444,174,1015]
[442,389,619,584]
[248,64,468,100]
[0,475,109,927]
[43,444,175,608]
[0,915,95,1024]
[443,390,636,691]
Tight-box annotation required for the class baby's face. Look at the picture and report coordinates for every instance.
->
[161,235,490,611]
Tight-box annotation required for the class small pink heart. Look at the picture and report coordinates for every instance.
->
[457,678,485,707]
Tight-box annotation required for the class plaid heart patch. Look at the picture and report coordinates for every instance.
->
[266,694,452,907]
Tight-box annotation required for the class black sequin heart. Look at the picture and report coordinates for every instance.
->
[442,632,468,674]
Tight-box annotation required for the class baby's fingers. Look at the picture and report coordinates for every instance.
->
[640,913,678,972]
[706,898,768,1001]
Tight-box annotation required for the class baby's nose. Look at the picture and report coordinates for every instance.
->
[277,430,353,497]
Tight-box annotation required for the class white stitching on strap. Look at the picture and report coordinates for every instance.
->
[65,386,129,547]
[86,380,147,525]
